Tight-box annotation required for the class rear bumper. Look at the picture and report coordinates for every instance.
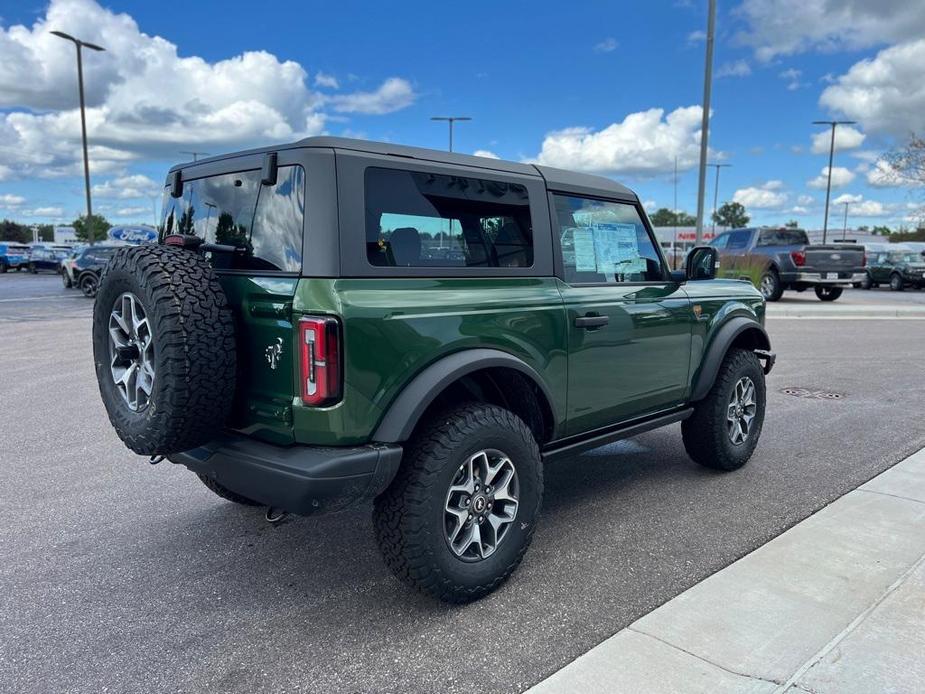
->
[169,435,403,516]
[781,271,865,285]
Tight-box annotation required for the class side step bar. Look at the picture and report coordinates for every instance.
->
[542,408,693,462]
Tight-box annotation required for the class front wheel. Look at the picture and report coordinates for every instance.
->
[62,271,72,289]
[814,286,843,301]
[29,263,37,274]
[759,270,783,301]
[682,348,766,471]
[890,273,904,291]
[373,403,542,603]
[79,273,98,298]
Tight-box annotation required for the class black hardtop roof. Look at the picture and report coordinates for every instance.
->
[169,136,636,199]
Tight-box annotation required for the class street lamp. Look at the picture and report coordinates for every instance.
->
[51,30,105,245]
[430,116,471,153]
[812,120,856,244]
[842,201,850,240]
[694,0,717,244]
[708,163,731,234]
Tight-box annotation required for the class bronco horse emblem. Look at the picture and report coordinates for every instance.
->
[265,337,284,370]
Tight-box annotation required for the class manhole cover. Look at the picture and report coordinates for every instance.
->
[781,387,845,400]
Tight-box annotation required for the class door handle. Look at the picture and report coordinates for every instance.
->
[575,314,609,329]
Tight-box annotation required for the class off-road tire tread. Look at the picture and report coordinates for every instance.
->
[92,245,235,455]
[682,348,765,471]
[373,403,542,603]
[196,473,261,506]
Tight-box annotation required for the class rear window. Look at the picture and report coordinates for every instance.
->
[757,229,808,246]
[365,167,533,268]
[161,165,304,272]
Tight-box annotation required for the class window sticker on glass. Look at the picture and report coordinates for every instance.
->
[571,228,597,271]
[592,223,638,275]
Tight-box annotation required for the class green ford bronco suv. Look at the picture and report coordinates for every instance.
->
[92,137,774,603]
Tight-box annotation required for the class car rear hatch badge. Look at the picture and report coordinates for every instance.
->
[265,337,284,370]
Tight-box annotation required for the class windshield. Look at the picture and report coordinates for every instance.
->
[890,252,922,263]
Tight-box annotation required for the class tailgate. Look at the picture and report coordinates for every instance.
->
[803,246,863,271]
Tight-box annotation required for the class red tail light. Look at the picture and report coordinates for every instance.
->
[790,250,806,267]
[299,316,341,406]
[862,253,867,267]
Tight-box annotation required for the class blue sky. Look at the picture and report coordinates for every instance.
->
[1,0,924,229]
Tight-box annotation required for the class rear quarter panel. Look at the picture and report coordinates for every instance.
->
[291,278,568,445]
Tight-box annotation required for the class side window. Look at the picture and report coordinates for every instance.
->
[553,195,664,284]
[365,167,533,268]
[251,165,304,272]
[726,230,751,250]
[711,233,729,249]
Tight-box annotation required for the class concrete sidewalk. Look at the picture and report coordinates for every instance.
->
[528,448,925,694]
[766,303,925,319]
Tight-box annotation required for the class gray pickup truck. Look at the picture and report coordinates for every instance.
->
[709,227,866,302]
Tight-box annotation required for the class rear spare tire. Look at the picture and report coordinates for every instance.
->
[92,245,236,456]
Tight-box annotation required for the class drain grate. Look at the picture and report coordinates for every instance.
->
[781,387,845,400]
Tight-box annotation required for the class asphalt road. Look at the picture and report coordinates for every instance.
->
[2,275,924,694]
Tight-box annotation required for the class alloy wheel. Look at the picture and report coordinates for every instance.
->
[444,449,519,561]
[108,292,155,412]
[726,376,757,446]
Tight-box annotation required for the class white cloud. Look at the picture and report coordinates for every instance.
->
[716,60,751,78]
[642,199,656,211]
[865,158,923,187]
[807,166,855,189]
[732,181,789,209]
[0,0,415,179]
[594,37,619,53]
[532,106,707,177]
[314,72,339,89]
[809,125,866,155]
[820,39,925,136]
[92,174,160,199]
[832,193,863,205]
[734,0,925,61]
[30,206,65,217]
[797,194,815,205]
[788,206,811,215]
[326,77,415,114]
[114,206,149,216]
[778,68,803,90]
[473,150,500,159]
[0,193,26,207]
[687,30,706,43]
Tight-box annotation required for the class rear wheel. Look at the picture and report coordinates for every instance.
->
[759,270,783,301]
[373,403,542,603]
[682,348,766,471]
[79,273,98,298]
[0,261,7,273]
[29,263,37,274]
[890,273,904,291]
[814,286,843,301]
[860,273,873,290]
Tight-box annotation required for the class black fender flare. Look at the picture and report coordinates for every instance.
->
[691,316,771,402]
[372,348,556,443]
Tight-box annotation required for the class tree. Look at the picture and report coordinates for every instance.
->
[784,219,799,228]
[0,219,30,243]
[871,225,891,236]
[72,214,111,243]
[649,207,696,226]
[712,201,749,228]
[36,224,54,242]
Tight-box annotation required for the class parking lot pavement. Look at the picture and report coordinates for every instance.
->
[2,276,925,694]
[529,448,925,694]
[0,272,90,322]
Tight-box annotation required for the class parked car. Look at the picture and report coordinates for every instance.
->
[860,244,925,290]
[0,241,31,272]
[90,137,774,603]
[27,243,72,273]
[71,245,121,296]
[708,227,866,301]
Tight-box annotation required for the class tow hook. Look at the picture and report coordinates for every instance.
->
[754,349,776,375]
[265,507,289,524]
[149,455,165,465]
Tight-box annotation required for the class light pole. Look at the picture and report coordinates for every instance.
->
[812,119,856,244]
[673,156,679,269]
[694,0,717,245]
[180,151,210,162]
[842,201,849,240]
[709,163,731,233]
[430,116,471,153]
[51,30,105,245]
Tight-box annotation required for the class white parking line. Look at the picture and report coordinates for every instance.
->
[0,295,85,302]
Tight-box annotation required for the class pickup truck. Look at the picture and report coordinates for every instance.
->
[709,227,866,301]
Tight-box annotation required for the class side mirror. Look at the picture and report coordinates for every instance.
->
[687,245,719,281]
[169,169,183,198]
[261,152,278,186]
